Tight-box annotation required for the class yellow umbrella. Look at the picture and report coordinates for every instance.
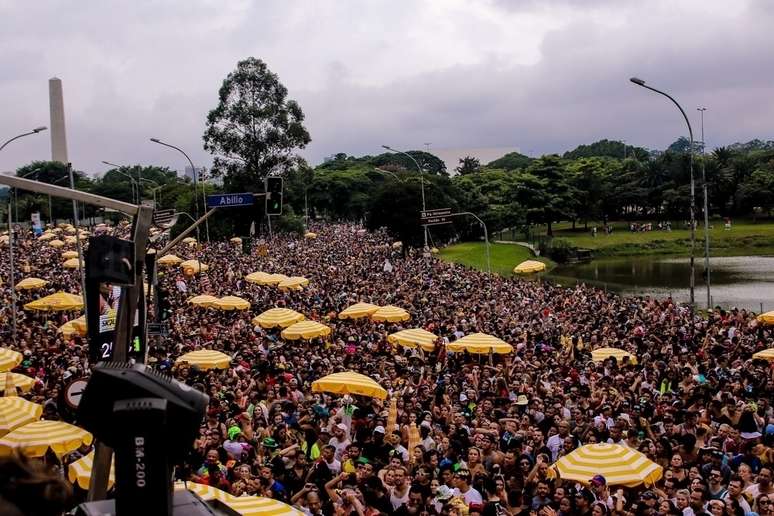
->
[62,250,79,259]
[265,273,289,285]
[38,233,55,241]
[177,350,231,370]
[591,347,638,365]
[278,276,310,291]
[14,277,48,290]
[49,239,65,248]
[212,296,251,311]
[312,371,387,400]
[0,420,93,458]
[447,333,513,354]
[188,294,220,307]
[64,236,77,245]
[370,305,411,323]
[175,482,304,515]
[0,373,35,394]
[387,328,438,352]
[304,232,317,239]
[63,258,83,269]
[180,260,208,274]
[281,321,331,340]
[230,237,242,244]
[757,311,774,325]
[551,443,662,487]
[24,291,84,311]
[58,316,88,339]
[0,235,8,244]
[65,227,77,234]
[252,308,305,329]
[157,254,183,266]
[0,348,23,372]
[68,450,115,489]
[513,259,546,274]
[0,398,43,437]
[182,237,197,244]
[338,302,379,320]
[245,271,275,285]
[752,348,774,361]
[392,241,403,249]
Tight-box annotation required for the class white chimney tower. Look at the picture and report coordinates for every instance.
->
[49,77,69,164]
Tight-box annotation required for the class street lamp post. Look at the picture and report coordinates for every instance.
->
[1,127,47,221]
[150,138,206,242]
[140,178,162,207]
[102,161,139,204]
[697,107,711,308]
[630,77,697,306]
[381,145,428,249]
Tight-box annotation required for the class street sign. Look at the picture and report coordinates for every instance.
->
[65,378,89,409]
[420,208,453,226]
[206,193,255,208]
[152,208,175,228]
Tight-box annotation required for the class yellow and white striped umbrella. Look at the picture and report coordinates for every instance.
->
[338,302,379,320]
[182,237,197,244]
[387,328,438,352]
[304,232,317,239]
[551,443,662,487]
[64,236,78,245]
[0,373,36,393]
[0,420,93,458]
[63,258,83,269]
[0,398,42,436]
[62,250,79,259]
[68,450,115,489]
[38,233,56,241]
[180,260,208,274]
[58,316,88,339]
[175,482,303,515]
[591,347,638,365]
[513,259,546,274]
[757,311,774,325]
[0,348,23,372]
[212,295,251,311]
[447,333,513,354]
[752,348,774,361]
[312,371,388,400]
[264,273,289,285]
[252,308,305,329]
[24,291,84,311]
[278,276,310,291]
[245,271,273,285]
[49,239,65,248]
[157,254,183,266]
[188,294,219,307]
[177,350,231,370]
[370,305,411,323]
[281,321,331,341]
[15,277,48,290]
[230,237,242,245]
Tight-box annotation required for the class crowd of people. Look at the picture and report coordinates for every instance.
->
[1,220,773,516]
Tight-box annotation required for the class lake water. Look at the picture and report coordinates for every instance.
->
[549,255,774,311]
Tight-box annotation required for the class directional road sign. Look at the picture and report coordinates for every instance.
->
[420,208,453,226]
[152,208,175,228]
[206,193,255,209]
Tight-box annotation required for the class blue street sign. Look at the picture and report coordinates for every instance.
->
[206,193,255,208]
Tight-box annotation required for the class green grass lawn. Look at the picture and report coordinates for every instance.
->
[438,242,552,276]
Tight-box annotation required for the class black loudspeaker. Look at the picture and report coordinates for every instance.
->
[86,235,135,285]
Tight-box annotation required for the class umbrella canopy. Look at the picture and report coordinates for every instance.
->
[64,236,77,244]
[513,259,546,274]
[0,420,93,458]
[304,232,317,239]
[38,233,55,241]
[175,482,303,515]
[157,254,183,266]
[15,277,48,290]
[752,348,774,361]
[392,241,403,249]
[338,302,379,320]
[230,237,242,244]
[0,235,8,244]
[252,308,305,329]
[757,311,774,325]
[63,258,83,269]
[180,260,208,273]
[387,328,438,352]
[0,348,23,372]
[278,276,310,291]
[312,371,387,400]
[281,321,332,341]
[61,250,79,259]
[265,273,289,285]
[447,333,513,354]
[551,443,662,487]
[48,239,65,248]
[0,373,35,393]
[188,294,219,307]
[212,296,251,311]
[68,450,115,489]
[177,350,231,370]
[370,305,411,323]
[0,398,43,437]
[591,347,638,365]
[24,291,83,311]
[245,271,274,285]
[182,237,197,244]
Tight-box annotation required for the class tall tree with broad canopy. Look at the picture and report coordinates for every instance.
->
[203,57,311,191]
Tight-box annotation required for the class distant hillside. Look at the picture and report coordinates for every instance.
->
[486,151,532,170]
[563,139,649,160]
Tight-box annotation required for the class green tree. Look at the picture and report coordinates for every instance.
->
[203,57,311,190]
[14,161,91,222]
[486,151,532,171]
[455,156,481,175]
[372,151,447,175]
[517,156,576,236]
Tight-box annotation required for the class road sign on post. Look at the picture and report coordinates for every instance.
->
[206,193,255,209]
[420,208,453,226]
[152,209,175,228]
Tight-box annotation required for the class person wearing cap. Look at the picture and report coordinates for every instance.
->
[575,488,595,516]
[363,425,392,465]
[329,422,351,462]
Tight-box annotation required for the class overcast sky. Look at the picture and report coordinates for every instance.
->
[1,0,773,176]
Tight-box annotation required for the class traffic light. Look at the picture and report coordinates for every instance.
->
[157,287,171,321]
[265,177,283,215]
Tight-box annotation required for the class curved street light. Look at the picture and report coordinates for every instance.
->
[629,77,701,307]
[102,161,139,204]
[381,145,428,249]
[0,126,47,152]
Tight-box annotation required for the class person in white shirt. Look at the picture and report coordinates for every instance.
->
[546,419,571,461]
[320,445,341,475]
[328,423,350,462]
[451,469,483,506]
